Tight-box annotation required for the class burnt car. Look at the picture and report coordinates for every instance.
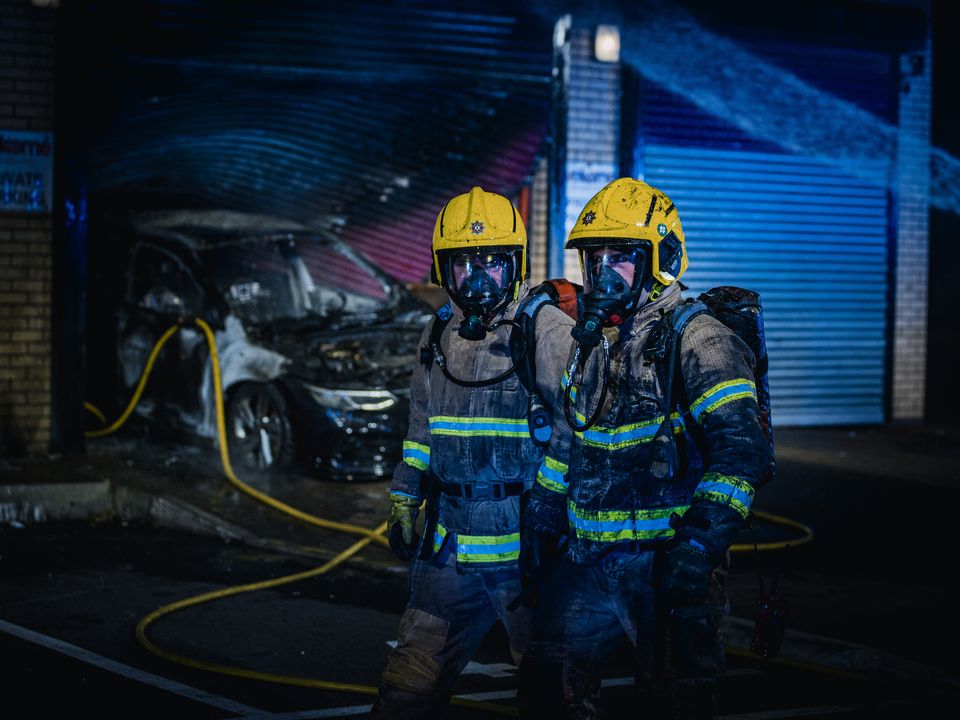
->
[111,210,432,481]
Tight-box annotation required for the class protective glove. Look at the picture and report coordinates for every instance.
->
[655,538,717,609]
[387,492,421,562]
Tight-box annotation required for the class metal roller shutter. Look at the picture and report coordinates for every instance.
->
[639,44,895,426]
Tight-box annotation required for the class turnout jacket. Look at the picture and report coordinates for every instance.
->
[390,284,575,573]
[524,284,770,565]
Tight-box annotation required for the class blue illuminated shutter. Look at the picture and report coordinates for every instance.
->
[639,44,894,426]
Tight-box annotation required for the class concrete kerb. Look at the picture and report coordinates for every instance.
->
[0,478,249,537]
[0,474,404,572]
[1,480,118,525]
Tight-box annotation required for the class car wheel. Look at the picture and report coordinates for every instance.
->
[226,382,295,473]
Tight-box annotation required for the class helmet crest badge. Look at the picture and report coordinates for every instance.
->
[582,211,596,226]
[470,221,484,234]
[657,223,668,236]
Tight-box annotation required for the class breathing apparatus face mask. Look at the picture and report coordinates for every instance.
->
[572,244,651,347]
[444,251,518,340]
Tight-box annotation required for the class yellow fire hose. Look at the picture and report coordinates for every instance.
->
[85,321,388,547]
[733,509,812,553]
[84,317,815,712]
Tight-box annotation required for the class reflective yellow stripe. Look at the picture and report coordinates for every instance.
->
[544,456,569,474]
[429,416,529,438]
[567,501,684,543]
[689,379,757,422]
[536,455,569,494]
[576,412,684,450]
[693,472,754,518]
[433,523,521,564]
[402,441,430,471]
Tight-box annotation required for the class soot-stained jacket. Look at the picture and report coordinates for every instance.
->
[390,284,575,573]
[523,284,770,565]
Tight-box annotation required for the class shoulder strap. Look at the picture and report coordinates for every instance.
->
[516,292,554,324]
[670,299,710,340]
[529,278,581,320]
[512,287,566,447]
[513,288,555,395]
[642,299,709,364]
[419,303,453,368]
[642,299,712,482]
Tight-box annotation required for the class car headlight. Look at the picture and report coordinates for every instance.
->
[304,383,399,411]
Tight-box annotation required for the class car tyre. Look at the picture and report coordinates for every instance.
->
[226,382,296,473]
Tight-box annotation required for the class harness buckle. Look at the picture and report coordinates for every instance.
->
[466,483,505,500]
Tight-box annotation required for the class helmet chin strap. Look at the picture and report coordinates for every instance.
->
[630,274,666,311]
[647,279,667,303]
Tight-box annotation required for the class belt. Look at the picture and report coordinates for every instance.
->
[439,481,524,500]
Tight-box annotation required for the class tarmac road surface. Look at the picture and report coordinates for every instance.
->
[1,424,959,717]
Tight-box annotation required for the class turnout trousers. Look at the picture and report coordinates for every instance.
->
[371,541,533,719]
[518,548,725,720]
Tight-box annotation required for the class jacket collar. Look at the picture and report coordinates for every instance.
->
[616,282,684,339]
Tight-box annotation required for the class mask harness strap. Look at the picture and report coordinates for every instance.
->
[562,337,610,432]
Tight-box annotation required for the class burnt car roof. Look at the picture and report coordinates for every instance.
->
[124,208,432,323]
[129,209,339,250]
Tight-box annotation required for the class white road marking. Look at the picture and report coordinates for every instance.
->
[248,668,774,718]
[237,708,374,719]
[462,660,517,678]
[0,618,262,715]
[717,706,858,719]
[389,640,520,678]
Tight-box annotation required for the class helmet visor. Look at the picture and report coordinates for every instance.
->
[444,250,519,311]
[581,244,650,299]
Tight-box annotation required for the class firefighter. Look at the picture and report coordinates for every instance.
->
[518,178,771,719]
[371,187,575,719]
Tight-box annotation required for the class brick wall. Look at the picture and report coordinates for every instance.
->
[562,26,620,281]
[0,0,56,455]
[891,34,932,421]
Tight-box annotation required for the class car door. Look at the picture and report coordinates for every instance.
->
[117,240,212,435]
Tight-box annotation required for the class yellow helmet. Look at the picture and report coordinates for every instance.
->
[431,186,527,286]
[430,187,527,335]
[566,177,687,285]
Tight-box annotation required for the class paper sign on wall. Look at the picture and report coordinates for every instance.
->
[1,131,54,213]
